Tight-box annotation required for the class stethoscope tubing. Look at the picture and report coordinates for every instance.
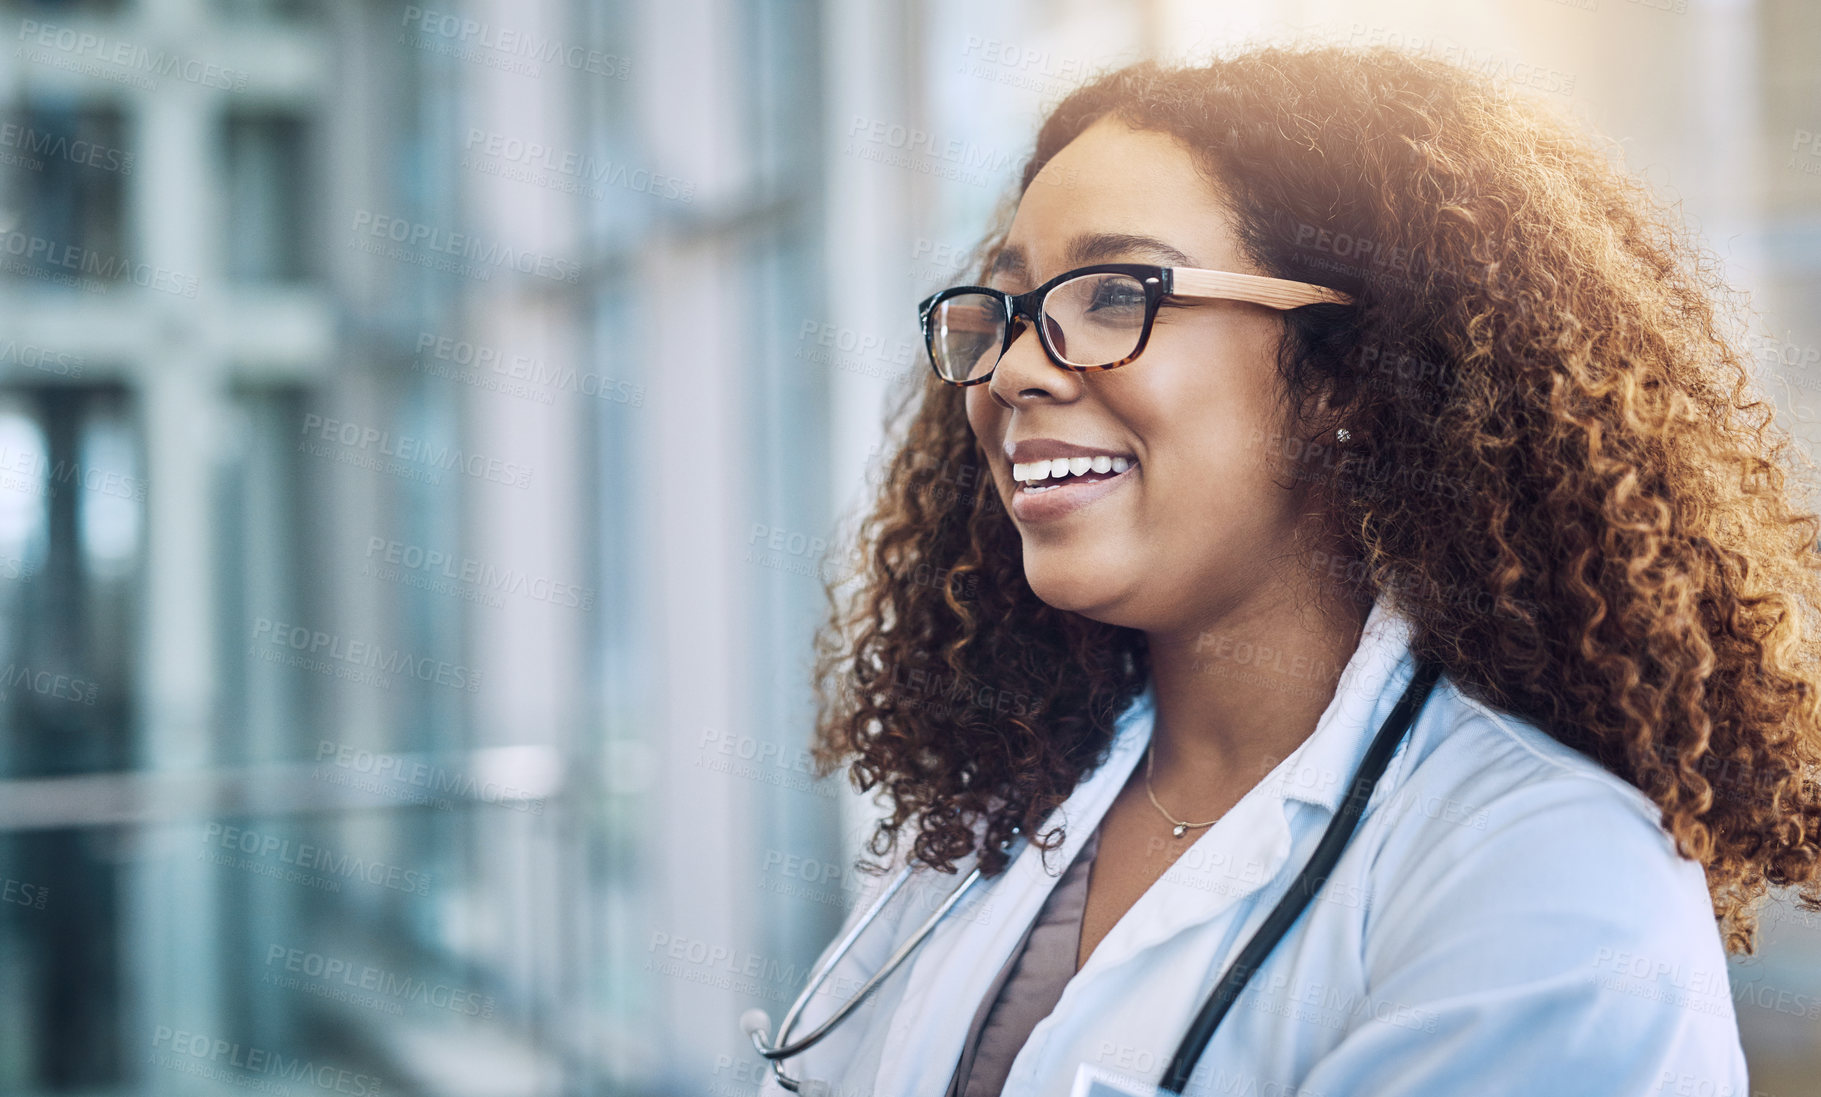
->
[749,859,986,1091]
[749,655,1444,1097]
[1158,656,1442,1093]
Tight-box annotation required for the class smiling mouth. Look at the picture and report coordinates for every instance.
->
[1013,454,1134,493]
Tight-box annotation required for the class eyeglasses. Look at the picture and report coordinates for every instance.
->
[916,262,1353,387]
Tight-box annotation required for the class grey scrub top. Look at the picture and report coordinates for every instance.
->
[945,822,1104,1097]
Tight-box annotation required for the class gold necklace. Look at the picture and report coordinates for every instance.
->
[1144,739,1220,838]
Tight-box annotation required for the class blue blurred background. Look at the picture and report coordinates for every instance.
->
[0,0,1817,1093]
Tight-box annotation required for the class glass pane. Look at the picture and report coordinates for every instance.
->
[0,385,141,1093]
[0,103,129,293]
[1046,272,1146,366]
[223,113,312,284]
[0,386,139,783]
[933,293,1004,381]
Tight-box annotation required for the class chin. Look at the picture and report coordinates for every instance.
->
[1022,554,1123,621]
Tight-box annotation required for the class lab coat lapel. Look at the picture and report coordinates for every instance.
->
[1068,593,1416,979]
[870,682,1158,1097]
[869,593,1417,1095]
[1073,753,1298,980]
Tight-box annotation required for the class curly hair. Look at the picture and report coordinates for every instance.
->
[809,44,1821,954]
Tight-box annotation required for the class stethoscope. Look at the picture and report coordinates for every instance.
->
[743,656,1443,1095]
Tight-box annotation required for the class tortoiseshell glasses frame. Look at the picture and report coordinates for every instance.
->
[916,262,1354,387]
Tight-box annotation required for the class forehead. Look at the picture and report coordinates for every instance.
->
[992,116,1243,285]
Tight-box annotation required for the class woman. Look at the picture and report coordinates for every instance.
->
[764,45,1821,1097]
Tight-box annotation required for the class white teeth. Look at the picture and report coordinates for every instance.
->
[1012,454,1136,485]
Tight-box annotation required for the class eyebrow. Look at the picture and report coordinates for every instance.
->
[990,232,1198,280]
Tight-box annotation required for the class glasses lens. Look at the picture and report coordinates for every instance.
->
[929,293,1005,383]
[1044,272,1147,367]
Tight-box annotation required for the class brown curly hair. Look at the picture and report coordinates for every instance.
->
[809,44,1821,954]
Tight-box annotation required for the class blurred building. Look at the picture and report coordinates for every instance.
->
[0,0,833,1092]
[0,0,1812,1094]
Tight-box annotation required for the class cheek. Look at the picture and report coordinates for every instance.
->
[963,391,1008,490]
[1133,319,1287,465]
[1107,368,1256,467]
[1119,387,1297,524]
[965,387,999,437]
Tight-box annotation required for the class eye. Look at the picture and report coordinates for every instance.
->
[1085,280,1145,313]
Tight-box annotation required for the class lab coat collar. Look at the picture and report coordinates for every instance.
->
[1062,590,1418,972]
[868,591,1418,1095]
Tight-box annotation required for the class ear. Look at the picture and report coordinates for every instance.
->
[1308,383,1350,437]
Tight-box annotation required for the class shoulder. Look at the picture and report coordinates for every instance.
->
[1302,672,1747,1094]
[1363,672,1726,991]
[1376,671,1693,871]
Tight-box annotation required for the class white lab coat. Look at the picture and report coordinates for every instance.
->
[756,592,1750,1096]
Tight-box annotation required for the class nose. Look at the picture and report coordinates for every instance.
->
[986,313,1082,409]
